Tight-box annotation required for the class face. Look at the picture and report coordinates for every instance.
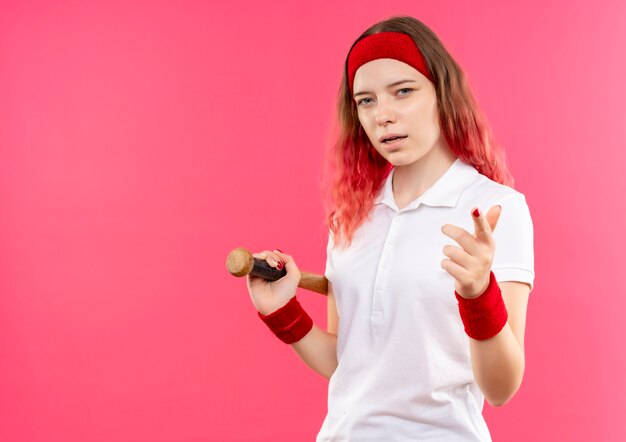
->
[352,58,445,166]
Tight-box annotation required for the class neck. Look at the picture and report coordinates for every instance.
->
[392,143,457,204]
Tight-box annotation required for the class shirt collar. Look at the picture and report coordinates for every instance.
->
[373,157,479,210]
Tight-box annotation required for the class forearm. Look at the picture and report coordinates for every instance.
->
[290,325,338,380]
[469,321,525,407]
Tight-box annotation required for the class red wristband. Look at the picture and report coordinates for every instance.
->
[455,271,508,340]
[257,296,313,344]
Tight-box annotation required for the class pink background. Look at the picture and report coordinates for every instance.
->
[1,0,624,440]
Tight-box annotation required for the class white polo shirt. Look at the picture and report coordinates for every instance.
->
[317,157,534,441]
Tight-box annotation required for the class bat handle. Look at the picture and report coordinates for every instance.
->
[250,260,328,296]
[226,247,328,296]
[249,257,287,281]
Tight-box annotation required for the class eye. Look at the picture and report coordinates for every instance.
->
[356,88,414,106]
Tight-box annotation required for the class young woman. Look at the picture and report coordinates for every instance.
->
[247,15,534,441]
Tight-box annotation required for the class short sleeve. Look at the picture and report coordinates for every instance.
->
[324,231,334,283]
[491,192,535,293]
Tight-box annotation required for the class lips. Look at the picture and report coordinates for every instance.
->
[381,135,407,144]
[382,135,406,144]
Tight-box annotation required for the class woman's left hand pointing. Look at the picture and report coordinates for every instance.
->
[440,205,502,299]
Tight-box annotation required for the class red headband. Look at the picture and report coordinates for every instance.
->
[347,31,434,94]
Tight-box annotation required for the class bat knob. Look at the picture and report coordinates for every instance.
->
[226,247,254,277]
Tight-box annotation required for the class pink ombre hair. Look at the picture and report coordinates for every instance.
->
[320,15,514,249]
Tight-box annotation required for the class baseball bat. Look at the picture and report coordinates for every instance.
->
[225,247,328,295]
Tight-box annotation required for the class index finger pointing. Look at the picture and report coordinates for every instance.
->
[471,207,492,241]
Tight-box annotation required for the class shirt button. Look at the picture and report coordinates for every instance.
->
[388,239,395,245]
[382,261,388,268]
[376,283,382,290]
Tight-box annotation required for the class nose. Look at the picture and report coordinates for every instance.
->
[375,97,396,126]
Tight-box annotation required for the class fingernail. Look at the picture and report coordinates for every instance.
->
[276,262,284,270]
[274,249,283,253]
[472,208,480,217]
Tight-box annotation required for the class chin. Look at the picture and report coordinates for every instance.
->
[396,150,430,165]
[385,153,414,166]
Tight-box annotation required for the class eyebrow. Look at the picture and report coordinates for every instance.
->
[353,79,418,98]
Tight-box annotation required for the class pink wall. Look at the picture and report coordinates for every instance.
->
[1,0,624,440]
